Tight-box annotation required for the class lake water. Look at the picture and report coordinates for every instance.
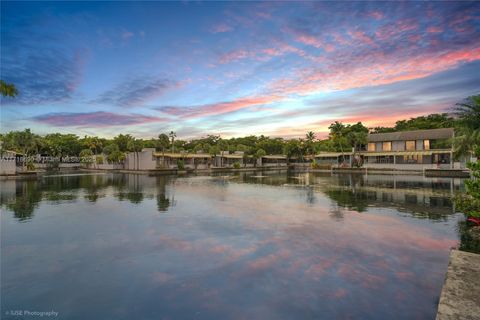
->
[0,172,466,319]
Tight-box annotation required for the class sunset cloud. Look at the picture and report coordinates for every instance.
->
[157,95,283,119]
[92,77,179,107]
[1,1,479,137]
[33,111,164,127]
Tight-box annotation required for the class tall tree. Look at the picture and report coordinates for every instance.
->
[209,145,220,166]
[254,148,266,167]
[157,134,170,153]
[82,136,103,155]
[113,134,134,152]
[127,139,144,170]
[454,95,480,157]
[329,121,347,160]
[169,131,177,153]
[305,131,316,157]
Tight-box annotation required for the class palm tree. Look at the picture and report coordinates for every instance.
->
[305,131,316,160]
[208,145,220,167]
[306,131,316,142]
[83,136,103,155]
[329,121,346,165]
[169,131,176,153]
[127,139,144,170]
[254,148,266,167]
[0,80,18,97]
[158,134,170,153]
[454,95,480,158]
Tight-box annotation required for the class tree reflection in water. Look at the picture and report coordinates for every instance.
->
[0,172,470,247]
[0,173,176,220]
[4,179,42,221]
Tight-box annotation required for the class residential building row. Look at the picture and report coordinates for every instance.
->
[0,128,474,175]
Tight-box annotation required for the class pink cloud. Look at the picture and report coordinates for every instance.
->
[348,30,374,45]
[332,32,350,46]
[262,42,306,57]
[427,26,443,33]
[219,42,304,64]
[219,49,252,64]
[158,95,283,119]
[268,46,480,97]
[375,19,419,41]
[367,11,384,20]
[296,34,324,48]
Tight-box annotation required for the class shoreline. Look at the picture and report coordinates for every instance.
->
[436,250,480,320]
[0,166,470,178]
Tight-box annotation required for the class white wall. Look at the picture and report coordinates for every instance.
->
[124,148,157,171]
[0,160,16,175]
[363,163,451,170]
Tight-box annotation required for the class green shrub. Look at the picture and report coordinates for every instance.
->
[107,150,125,163]
[233,162,241,169]
[311,161,319,169]
[80,149,94,163]
[177,159,185,170]
[46,160,59,171]
[455,147,480,218]
[96,155,104,165]
[26,159,36,171]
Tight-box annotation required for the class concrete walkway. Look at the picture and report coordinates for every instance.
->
[436,250,480,320]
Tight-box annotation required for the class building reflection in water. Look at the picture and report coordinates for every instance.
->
[0,172,465,223]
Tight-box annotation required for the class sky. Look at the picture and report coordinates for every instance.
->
[1,1,480,139]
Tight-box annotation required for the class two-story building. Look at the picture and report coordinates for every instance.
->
[363,128,454,170]
[315,128,457,170]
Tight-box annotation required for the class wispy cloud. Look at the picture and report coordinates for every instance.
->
[92,77,179,107]
[2,1,479,138]
[1,32,87,105]
[157,95,282,119]
[122,30,134,40]
[211,23,233,34]
[33,111,165,127]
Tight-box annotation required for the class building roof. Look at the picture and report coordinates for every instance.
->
[315,149,452,157]
[153,152,211,158]
[219,154,244,159]
[262,155,286,159]
[315,152,352,158]
[368,128,454,142]
[362,150,451,156]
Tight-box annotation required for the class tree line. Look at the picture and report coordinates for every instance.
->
[0,95,478,161]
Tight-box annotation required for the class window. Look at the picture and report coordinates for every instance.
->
[424,140,430,150]
[382,141,392,151]
[405,140,416,151]
[368,143,376,151]
[403,155,423,164]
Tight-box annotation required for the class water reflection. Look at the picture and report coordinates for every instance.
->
[0,172,463,224]
[0,174,177,219]
[2,179,43,221]
[0,172,468,319]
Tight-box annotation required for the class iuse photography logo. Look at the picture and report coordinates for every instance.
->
[4,310,59,317]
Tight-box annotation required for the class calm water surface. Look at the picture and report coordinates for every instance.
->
[1,172,465,319]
